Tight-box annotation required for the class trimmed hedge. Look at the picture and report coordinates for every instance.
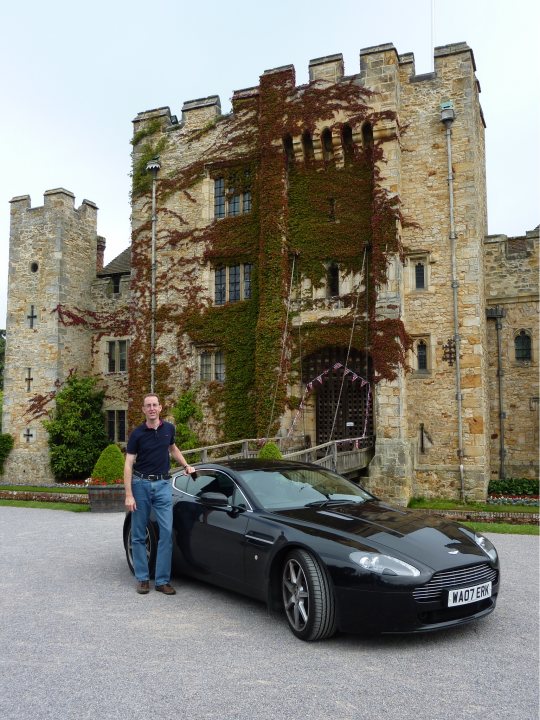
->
[488,477,539,496]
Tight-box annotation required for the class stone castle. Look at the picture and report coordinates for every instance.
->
[3,42,538,500]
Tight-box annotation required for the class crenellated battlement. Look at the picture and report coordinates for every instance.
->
[132,41,479,135]
[309,53,345,82]
[181,96,221,127]
[10,188,98,221]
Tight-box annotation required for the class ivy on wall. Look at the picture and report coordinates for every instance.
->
[53,66,412,442]
[126,65,412,439]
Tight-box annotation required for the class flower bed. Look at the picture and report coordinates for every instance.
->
[0,489,88,505]
[487,494,539,507]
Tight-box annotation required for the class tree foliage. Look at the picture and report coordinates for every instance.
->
[43,374,108,480]
[171,390,204,452]
[0,432,14,474]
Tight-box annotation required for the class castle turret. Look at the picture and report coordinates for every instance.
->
[3,189,101,483]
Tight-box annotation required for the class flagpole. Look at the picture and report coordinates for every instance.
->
[431,0,435,72]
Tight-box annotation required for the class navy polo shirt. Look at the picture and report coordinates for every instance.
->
[127,420,176,475]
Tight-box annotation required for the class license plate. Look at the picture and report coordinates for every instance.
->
[448,581,492,607]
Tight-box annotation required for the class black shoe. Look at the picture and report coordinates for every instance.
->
[137,580,150,594]
[155,583,176,595]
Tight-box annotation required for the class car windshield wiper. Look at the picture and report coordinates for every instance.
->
[305,497,365,508]
[305,497,344,508]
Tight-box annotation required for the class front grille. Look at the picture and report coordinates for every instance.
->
[413,563,498,603]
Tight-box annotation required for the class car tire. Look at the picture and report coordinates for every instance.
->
[123,514,158,580]
[282,548,337,641]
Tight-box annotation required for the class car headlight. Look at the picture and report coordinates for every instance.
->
[473,533,498,562]
[350,551,420,577]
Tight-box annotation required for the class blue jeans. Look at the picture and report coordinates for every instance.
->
[131,478,173,586]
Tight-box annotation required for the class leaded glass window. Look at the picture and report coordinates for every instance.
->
[215,351,225,381]
[214,178,225,218]
[243,264,252,299]
[415,262,426,290]
[215,267,226,305]
[515,330,532,361]
[200,352,212,381]
[417,340,428,371]
[229,265,240,302]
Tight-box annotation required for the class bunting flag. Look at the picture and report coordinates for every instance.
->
[287,363,372,439]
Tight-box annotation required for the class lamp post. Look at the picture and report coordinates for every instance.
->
[146,157,161,393]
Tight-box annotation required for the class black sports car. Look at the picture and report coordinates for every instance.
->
[123,459,499,641]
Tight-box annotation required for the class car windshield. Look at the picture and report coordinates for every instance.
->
[237,466,373,509]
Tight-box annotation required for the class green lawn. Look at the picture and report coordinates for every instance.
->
[0,499,90,512]
[0,484,88,494]
[461,521,538,536]
[408,497,538,514]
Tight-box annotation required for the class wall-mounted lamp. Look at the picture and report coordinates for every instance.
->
[440,100,455,126]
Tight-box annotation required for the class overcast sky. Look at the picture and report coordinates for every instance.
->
[1,0,538,326]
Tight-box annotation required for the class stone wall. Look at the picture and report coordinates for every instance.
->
[363,43,491,501]
[484,227,539,479]
[89,274,131,435]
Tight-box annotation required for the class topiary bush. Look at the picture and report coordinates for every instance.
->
[90,444,125,485]
[0,433,14,474]
[257,441,283,460]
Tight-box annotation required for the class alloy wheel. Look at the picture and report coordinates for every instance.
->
[282,557,310,632]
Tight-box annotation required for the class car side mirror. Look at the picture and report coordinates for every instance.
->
[199,491,229,507]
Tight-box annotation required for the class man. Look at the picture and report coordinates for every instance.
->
[124,393,195,595]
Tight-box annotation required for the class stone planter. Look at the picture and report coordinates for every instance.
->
[88,484,125,512]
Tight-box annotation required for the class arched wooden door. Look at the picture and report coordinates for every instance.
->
[303,346,373,446]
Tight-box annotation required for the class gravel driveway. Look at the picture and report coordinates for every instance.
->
[0,506,538,720]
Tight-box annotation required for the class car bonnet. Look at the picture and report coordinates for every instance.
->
[271,502,493,570]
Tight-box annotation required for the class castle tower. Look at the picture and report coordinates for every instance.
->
[355,43,491,501]
[127,41,493,503]
[3,189,101,483]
